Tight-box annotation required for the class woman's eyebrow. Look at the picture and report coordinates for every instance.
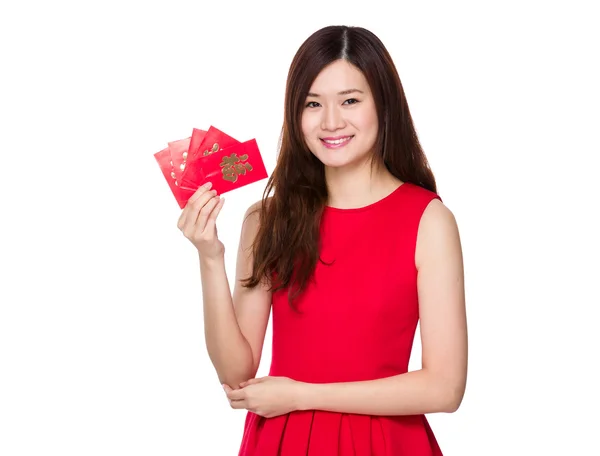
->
[306,88,365,97]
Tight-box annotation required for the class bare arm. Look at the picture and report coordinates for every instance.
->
[200,200,272,388]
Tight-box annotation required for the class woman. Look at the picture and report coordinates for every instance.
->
[177,25,467,455]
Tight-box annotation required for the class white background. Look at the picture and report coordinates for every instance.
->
[1,0,598,454]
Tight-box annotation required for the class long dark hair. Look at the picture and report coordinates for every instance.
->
[241,25,437,306]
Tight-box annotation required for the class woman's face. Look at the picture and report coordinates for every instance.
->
[301,59,379,171]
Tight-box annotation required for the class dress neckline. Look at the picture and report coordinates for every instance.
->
[324,182,410,214]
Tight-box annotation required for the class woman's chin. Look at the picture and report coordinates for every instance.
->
[314,151,351,168]
[319,154,362,170]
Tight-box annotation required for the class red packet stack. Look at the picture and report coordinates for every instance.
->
[153,126,268,208]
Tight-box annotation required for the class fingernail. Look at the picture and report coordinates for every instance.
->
[203,182,212,189]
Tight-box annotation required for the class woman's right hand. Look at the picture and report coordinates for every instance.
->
[177,182,226,259]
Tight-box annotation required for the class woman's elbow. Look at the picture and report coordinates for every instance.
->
[442,383,466,413]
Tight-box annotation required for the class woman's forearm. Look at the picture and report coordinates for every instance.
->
[199,254,254,388]
[297,369,463,416]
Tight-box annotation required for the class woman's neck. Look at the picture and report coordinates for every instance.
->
[324,163,402,210]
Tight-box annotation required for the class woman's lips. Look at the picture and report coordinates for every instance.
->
[320,135,354,149]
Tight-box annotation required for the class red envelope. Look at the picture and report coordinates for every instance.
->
[180,125,240,189]
[186,128,208,163]
[167,136,191,183]
[155,125,269,208]
[153,146,196,209]
[180,138,268,195]
[184,125,240,169]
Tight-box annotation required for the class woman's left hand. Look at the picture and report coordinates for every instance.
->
[223,376,304,418]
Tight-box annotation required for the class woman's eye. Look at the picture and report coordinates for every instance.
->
[305,99,358,108]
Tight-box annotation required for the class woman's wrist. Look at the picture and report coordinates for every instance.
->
[198,252,225,269]
[294,380,315,411]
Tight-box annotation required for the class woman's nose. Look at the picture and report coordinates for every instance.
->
[321,106,346,131]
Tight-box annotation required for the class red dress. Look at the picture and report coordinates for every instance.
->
[238,182,444,455]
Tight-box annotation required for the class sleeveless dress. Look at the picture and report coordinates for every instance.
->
[238,181,444,455]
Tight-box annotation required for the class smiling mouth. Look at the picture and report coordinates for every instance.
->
[320,135,354,147]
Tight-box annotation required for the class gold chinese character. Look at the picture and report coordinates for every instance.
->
[220,153,253,183]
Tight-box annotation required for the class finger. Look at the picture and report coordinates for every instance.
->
[203,196,225,232]
[177,183,213,230]
[183,190,216,231]
[223,383,239,399]
[193,193,221,232]
[177,206,190,231]
[223,384,235,398]
[179,191,216,233]
[187,182,213,205]
[226,388,246,401]
[229,399,246,409]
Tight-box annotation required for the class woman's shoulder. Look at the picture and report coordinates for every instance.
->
[403,182,452,224]
[241,196,273,233]
[244,196,271,217]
